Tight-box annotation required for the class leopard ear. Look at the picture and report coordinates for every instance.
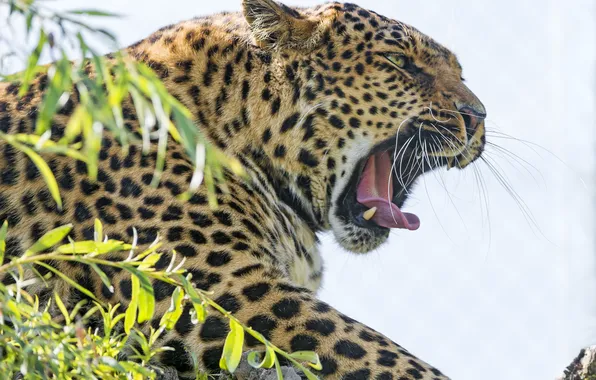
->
[242,0,321,50]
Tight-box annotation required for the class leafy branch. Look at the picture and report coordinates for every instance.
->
[1,0,244,209]
[0,220,322,379]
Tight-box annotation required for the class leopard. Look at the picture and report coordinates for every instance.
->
[0,0,487,379]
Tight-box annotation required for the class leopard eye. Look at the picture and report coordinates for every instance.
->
[386,54,409,69]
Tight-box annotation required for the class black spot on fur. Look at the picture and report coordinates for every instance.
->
[274,145,286,158]
[305,319,336,336]
[213,211,233,226]
[120,279,132,300]
[246,315,277,347]
[190,229,207,244]
[206,250,231,266]
[280,113,300,133]
[175,243,198,257]
[115,203,133,220]
[376,372,393,380]
[202,346,224,372]
[242,219,262,238]
[161,339,193,372]
[271,97,281,115]
[120,177,142,197]
[334,340,366,359]
[189,212,213,228]
[318,356,338,376]
[313,301,331,313]
[174,304,194,337]
[290,334,319,351]
[153,280,176,302]
[344,369,371,380]
[272,298,301,319]
[298,149,319,167]
[242,282,270,302]
[232,264,263,277]
[21,192,36,215]
[211,231,232,245]
[74,202,92,222]
[199,316,229,341]
[214,292,242,314]
[277,283,309,294]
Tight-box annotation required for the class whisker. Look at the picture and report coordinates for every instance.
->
[389,115,419,195]
[426,102,456,123]
[471,162,492,257]
[480,156,552,243]
[428,138,469,232]
[485,128,587,189]
[392,135,416,194]
[403,140,423,187]
[297,102,326,127]
[484,142,545,185]
[429,123,465,160]
[437,106,483,120]
[420,141,455,243]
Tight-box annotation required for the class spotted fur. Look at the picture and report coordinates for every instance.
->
[0,1,487,379]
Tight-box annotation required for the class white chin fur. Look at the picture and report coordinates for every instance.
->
[328,203,389,254]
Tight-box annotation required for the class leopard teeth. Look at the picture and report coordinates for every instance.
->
[362,207,377,221]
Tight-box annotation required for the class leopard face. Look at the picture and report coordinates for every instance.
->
[238,1,486,253]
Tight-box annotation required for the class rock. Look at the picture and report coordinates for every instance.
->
[234,352,302,380]
[559,346,596,380]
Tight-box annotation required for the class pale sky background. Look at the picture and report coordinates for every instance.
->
[1,1,595,379]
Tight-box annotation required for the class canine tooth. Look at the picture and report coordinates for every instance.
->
[446,157,455,170]
[363,207,377,221]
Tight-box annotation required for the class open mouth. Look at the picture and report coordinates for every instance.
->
[336,138,448,231]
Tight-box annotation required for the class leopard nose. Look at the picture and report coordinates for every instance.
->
[457,105,486,140]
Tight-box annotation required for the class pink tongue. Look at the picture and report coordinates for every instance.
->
[356,152,420,230]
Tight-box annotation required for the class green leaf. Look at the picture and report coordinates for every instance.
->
[19,29,47,96]
[61,105,85,144]
[99,357,127,373]
[0,220,8,264]
[89,263,112,293]
[219,319,244,373]
[66,9,121,17]
[36,261,99,302]
[289,351,322,371]
[302,368,320,380]
[25,13,34,35]
[274,357,284,380]
[56,240,132,254]
[53,291,71,324]
[25,224,72,256]
[124,274,140,334]
[135,243,162,262]
[177,274,206,324]
[160,287,184,330]
[36,57,71,135]
[191,301,206,324]
[135,272,154,324]
[247,345,276,369]
[70,299,90,321]
[94,218,103,242]
[4,139,63,209]
[139,252,161,268]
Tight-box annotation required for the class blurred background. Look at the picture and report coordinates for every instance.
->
[1,0,595,379]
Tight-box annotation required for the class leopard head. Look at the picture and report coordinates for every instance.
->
[241,0,486,253]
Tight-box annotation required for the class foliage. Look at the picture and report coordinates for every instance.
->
[0,0,244,209]
[0,220,322,379]
[0,2,321,378]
